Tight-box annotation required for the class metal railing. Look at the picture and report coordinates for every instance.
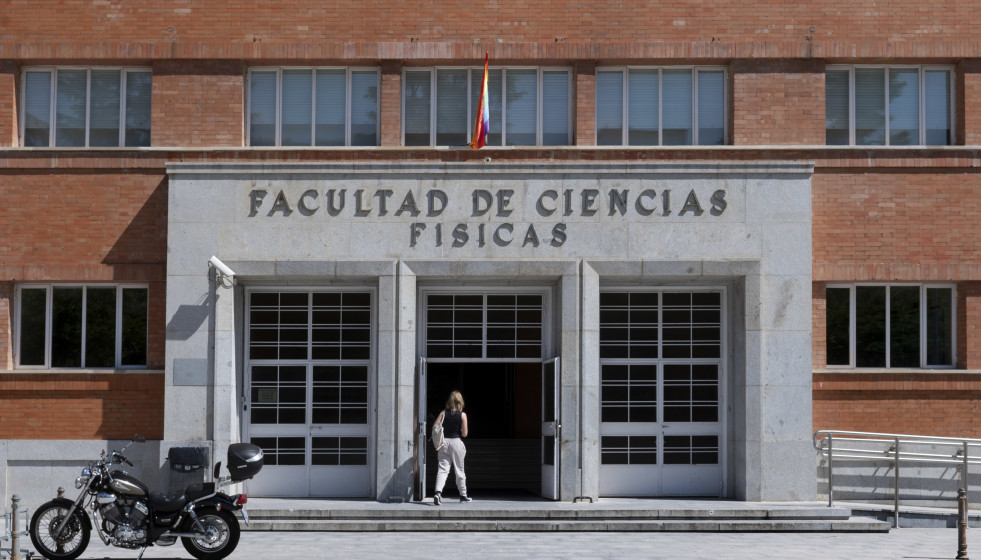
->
[1,494,31,560]
[814,430,981,529]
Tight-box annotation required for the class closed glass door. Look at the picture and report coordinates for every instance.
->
[599,290,725,496]
[245,290,373,497]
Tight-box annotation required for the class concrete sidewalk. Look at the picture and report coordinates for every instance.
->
[12,528,979,559]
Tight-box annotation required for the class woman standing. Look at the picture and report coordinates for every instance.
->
[433,390,471,504]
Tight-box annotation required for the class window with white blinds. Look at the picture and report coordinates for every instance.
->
[248,68,379,147]
[596,67,726,146]
[825,66,952,146]
[21,68,151,147]
[403,67,571,146]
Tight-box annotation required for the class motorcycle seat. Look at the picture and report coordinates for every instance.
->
[149,491,187,513]
[185,483,216,501]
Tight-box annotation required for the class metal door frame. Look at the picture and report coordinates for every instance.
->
[415,285,554,500]
[242,286,377,497]
[597,286,728,497]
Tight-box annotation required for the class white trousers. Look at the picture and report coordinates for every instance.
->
[435,438,467,496]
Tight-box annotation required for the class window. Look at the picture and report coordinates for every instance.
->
[826,285,955,368]
[596,68,726,146]
[15,285,148,369]
[22,68,151,147]
[424,293,544,359]
[402,67,571,146]
[826,67,952,146]
[248,68,379,147]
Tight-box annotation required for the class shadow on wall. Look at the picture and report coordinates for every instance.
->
[166,290,215,341]
[818,458,981,509]
[102,177,168,272]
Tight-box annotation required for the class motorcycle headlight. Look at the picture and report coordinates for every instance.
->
[75,468,92,489]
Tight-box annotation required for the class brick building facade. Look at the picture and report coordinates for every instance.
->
[0,1,978,503]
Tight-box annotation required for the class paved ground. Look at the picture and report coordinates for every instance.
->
[5,528,981,560]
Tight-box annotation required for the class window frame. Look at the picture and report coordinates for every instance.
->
[825,65,955,146]
[19,66,152,148]
[594,66,729,146]
[825,283,957,369]
[246,66,381,147]
[400,66,573,147]
[13,284,149,370]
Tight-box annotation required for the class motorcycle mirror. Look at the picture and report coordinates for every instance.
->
[134,435,146,443]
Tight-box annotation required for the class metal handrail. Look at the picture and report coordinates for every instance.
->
[815,430,981,529]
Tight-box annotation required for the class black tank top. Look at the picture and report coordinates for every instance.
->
[443,409,463,438]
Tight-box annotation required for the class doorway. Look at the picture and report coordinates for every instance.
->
[416,288,558,500]
[424,362,542,495]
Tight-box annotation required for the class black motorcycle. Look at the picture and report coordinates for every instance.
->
[29,435,263,560]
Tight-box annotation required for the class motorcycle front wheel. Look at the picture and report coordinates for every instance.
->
[181,508,241,560]
[29,501,90,560]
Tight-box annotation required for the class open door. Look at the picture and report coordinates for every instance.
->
[541,357,560,499]
[416,357,428,501]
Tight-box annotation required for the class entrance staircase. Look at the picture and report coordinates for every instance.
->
[243,497,890,532]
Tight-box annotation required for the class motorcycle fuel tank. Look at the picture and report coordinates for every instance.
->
[109,471,149,497]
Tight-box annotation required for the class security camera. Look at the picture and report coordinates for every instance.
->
[209,256,236,282]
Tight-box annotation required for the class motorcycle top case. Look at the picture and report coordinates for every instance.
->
[227,443,264,481]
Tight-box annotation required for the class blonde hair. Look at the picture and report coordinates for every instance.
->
[445,391,464,412]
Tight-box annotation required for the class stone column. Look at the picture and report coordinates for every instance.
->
[579,261,601,501]
[558,267,582,500]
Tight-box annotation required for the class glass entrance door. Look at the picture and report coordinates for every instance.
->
[541,357,560,499]
[599,290,725,497]
[245,290,373,497]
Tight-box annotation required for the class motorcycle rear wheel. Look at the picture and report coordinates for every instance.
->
[180,508,241,560]
[29,502,90,560]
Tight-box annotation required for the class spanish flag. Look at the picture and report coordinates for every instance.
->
[470,53,490,149]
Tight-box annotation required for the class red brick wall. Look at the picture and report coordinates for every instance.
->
[2,1,979,44]
[961,282,981,369]
[958,61,981,146]
[812,171,981,281]
[731,60,825,145]
[0,374,164,439]
[814,373,981,437]
[380,61,401,147]
[0,62,16,147]
[0,283,10,370]
[0,171,167,370]
[575,62,595,146]
[152,61,245,147]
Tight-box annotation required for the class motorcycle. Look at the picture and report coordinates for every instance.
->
[29,435,263,560]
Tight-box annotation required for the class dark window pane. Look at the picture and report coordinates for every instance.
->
[601,406,628,422]
[630,406,658,422]
[926,288,953,366]
[121,288,148,366]
[602,452,629,465]
[89,70,121,147]
[543,436,555,465]
[51,287,83,367]
[124,71,152,146]
[56,70,87,147]
[826,287,850,365]
[85,287,116,367]
[19,288,47,365]
[890,286,920,368]
[855,286,886,367]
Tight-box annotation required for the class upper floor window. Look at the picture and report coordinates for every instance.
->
[248,68,379,147]
[826,284,955,369]
[826,67,953,146]
[22,68,151,147]
[403,67,571,146]
[15,285,148,369]
[596,67,726,146]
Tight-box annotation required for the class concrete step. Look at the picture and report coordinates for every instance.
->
[244,517,891,532]
[246,506,853,521]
